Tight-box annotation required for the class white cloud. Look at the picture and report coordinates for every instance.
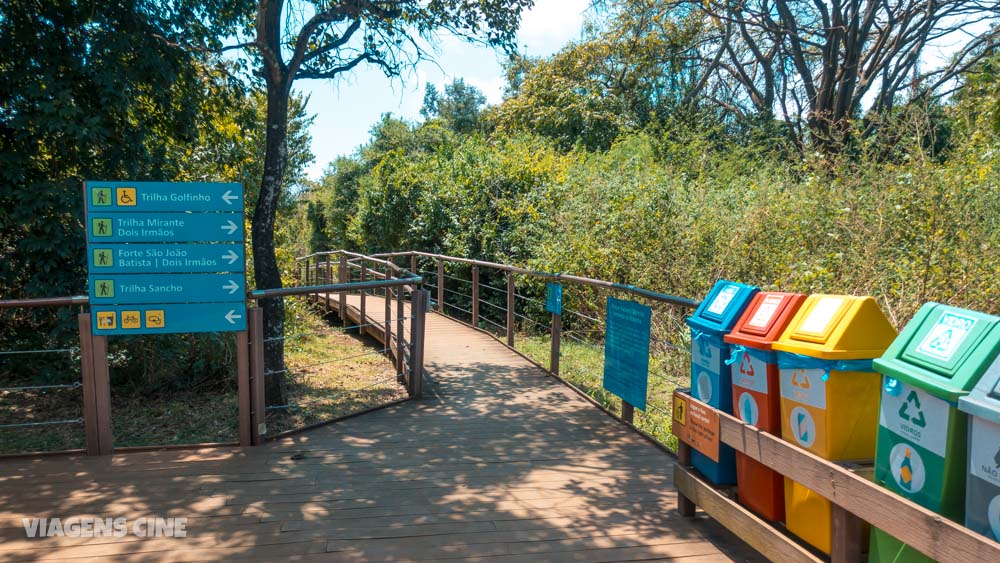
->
[517,0,590,55]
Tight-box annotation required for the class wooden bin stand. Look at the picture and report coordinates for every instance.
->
[672,391,1000,562]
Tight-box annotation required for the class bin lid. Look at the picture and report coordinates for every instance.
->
[771,294,897,360]
[724,292,807,350]
[877,303,1000,402]
[686,280,759,334]
[958,353,1000,425]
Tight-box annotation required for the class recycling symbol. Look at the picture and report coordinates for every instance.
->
[739,354,755,377]
[898,390,927,428]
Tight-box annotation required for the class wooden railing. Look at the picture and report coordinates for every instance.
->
[303,250,1000,563]
[0,262,428,456]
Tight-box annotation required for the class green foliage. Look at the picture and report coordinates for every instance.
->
[420,79,487,135]
[0,1,315,392]
[489,4,708,151]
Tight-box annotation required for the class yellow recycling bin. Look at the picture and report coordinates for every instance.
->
[771,295,898,554]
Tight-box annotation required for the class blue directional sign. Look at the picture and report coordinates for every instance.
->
[86,181,243,212]
[89,274,245,304]
[545,283,563,315]
[88,243,244,274]
[603,297,652,411]
[84,180,246,335]
[91,303,247,336]
[86,213,243,243]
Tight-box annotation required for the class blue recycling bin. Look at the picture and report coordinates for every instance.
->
[686,280,759,484]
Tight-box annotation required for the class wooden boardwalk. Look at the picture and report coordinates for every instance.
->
[0,294,762,562]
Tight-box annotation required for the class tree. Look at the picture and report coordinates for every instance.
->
[660,0,1000,150]
[420,78,487,134]
[220,0,533,406]
[491,3,706,151]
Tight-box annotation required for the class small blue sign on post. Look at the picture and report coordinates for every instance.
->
[603,296,652,411]
[84,181,246,335]
[545,283,563,315]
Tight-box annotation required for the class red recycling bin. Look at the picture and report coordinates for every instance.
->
[723,292,806,522]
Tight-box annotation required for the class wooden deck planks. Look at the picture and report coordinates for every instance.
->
[0,293,762,562]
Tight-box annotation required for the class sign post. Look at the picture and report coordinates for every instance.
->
[84,181,246,335]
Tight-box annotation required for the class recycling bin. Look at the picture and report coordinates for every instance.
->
[723,292,807,522]
[771,294,898,554]
[685,280,759,485]
[958,335,1000,544]
[869,303,1000,562]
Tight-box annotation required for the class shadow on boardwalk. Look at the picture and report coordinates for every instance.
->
[0,299,764,561]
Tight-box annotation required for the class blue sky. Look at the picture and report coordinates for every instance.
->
[294,0,590,180]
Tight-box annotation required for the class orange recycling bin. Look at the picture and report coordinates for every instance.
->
[771,295,898,554]
[724,292,807,522]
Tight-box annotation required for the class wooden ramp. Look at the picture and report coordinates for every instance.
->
[0,294,763,562]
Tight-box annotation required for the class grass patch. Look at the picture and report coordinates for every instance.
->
[516,333,688,450]
[265,313,406,436]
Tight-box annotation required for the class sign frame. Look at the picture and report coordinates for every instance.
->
[84,180,247,336]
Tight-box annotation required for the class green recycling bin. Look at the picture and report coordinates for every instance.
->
[869,303,1000,563]
[959,351,1000,543]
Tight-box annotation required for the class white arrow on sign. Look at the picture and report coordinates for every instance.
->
[221,190,239,205]
[222,250,239,265]
[223,280,240,294]
[225,310,243,325]
[221,220,239,235]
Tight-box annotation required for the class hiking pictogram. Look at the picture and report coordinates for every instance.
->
[898,390,927,428]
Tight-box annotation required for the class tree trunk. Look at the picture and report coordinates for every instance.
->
[253,79,290,408]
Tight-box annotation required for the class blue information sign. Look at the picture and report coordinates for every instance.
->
[91,303,247,335]
[602,297,652,410]
[545,283,563,315]
[84,180,246,335]
[86,181,243,212]
[88,243,244,274]
[89,274,246,304]
[86,213,243,243]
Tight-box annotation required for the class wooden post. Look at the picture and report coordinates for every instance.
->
[677,442,697,517]
[622,401,635,424]
[436,259,444,313]
[325,255,332,310]
[236,329,251,447]
[91,331,113,455]
[506,272,515,347]
[396,285,405,377]
[384,281,392,348]
[831,504,865,563]
[471,266,479,328]
[360,262,367,334]
[304,257,310,286]
[339,255,348,328]
[410,254,417,278]
[248,307,266,445]
[409,290,428,398]
[550,312,561,375]
[77,314,100,456]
